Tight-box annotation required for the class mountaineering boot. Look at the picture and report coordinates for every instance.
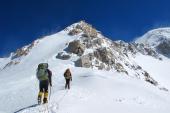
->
[43,92,48,104]
[43,98,48,104]
[38,92,43,104]
[38,96,41,104]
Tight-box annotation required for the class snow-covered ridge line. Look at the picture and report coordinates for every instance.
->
[0,21,168,88]
[135,27,170,46]
[0,21,170,113]
[135,27,170,57]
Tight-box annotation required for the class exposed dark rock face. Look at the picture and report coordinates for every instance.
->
[156,40,170,57]
[11,40,39,60]
[66,40,85,56]
[3,61,20,69]
[75,55,92,68]
[11,48,29,60]
[2,40,39,70]
[94,47,115,65]
[68,29,82,36]
[144,71,158,86]
[114,63,128,74]
[68,21,98,38]
[56,52,71,60]
[159,87,169,92]
[59,21,164,87]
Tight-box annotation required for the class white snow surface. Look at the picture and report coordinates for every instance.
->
[16,68,170,113]
[0,57,11,70]
[134,54,170,90]
[135,27,170,47]
[0,25,170,113]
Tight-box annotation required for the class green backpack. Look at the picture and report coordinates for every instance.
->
[36,63,49,81]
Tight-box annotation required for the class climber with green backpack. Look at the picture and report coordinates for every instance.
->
[36,63,52,104]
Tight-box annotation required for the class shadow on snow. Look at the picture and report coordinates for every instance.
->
[14,104,39,113]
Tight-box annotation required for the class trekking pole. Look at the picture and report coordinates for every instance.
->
[49,85,51,101]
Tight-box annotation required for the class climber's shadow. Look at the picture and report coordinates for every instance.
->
[14,104,39,113]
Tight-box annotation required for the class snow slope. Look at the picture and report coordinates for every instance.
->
[0,22,170,113]
[0,31,77,113]
[0,57,11,70]
[16,67,170,113]
[134,54,170,90]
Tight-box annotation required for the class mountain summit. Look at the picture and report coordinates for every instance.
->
[0,21,168,88]
[135,28,170,57]
[0,21,170,113]
[136,28,170,46]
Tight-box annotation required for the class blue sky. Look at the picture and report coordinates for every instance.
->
[0,0,170,56]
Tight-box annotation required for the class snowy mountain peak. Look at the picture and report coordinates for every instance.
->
[1,22,170,113]
[135,27,170,57]
[63,20,99,38]
[135,27,170,47]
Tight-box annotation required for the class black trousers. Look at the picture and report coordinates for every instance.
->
[39,80,49,93]
[65,79,70,89]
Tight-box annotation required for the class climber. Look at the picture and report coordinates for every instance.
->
[36,63,52,104]
[64,68,72,89]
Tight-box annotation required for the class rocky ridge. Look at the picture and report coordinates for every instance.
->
[0,21,168,90]
[57,21,164,88]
